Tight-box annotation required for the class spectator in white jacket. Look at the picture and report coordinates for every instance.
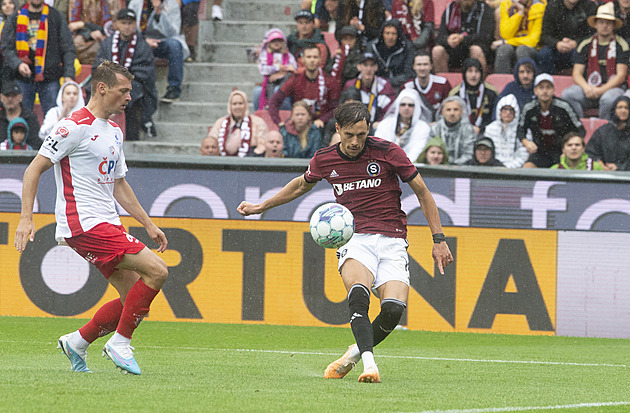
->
[483,94,528,168]
[38,80,85,141]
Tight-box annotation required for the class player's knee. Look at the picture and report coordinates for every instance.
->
[347,283,370,316]
[148,257,169,287]
[380,299,406,328]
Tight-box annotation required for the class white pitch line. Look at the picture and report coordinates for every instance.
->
[1,340,628,369]
[416,401,630,413]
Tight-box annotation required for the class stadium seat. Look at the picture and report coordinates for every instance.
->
[552,75,574,97]
[76,64,92,87]
[436,72,462,88]
[254,109,290,132]
[581,117,607,144]
[486,74,512,92]
[33,104,44,124]
[323,32,339,55]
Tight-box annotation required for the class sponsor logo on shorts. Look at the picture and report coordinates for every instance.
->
[367,162,380,177]
[332,178,381,196]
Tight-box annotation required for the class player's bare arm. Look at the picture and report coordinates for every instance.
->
[113,178,168,252]
[237,175,316,216]
[408,174,454,274]
[15,155,54,252]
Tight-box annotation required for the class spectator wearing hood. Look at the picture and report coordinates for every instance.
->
[494,57,537,117]
[0,81,41,149]
[39,80,85,140]
[335,0,385,46]
[0,117,32,150]
[586,95,630,171]
[448,58,498,135]
[343,52,396,128]
[430,95,476,164]
[561,3,628,121]
[253,28,297,111]
[417,136,449,164]
[391,0,435,51]
[464,137,505,166]
[325,25,362,88]
[485,94,528,167]
[432,0,496,73]
[288,9,331,70]
[493,0,546,74]
[366,19,415,90]
[375,88,431,162]
[551,132,603,170]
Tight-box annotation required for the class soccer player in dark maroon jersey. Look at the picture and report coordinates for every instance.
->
[237,101,453,383]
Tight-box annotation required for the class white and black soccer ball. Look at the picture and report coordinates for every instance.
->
[309,203,354,249]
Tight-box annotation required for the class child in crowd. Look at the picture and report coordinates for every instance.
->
[254,28,297,110]
[417,136,449,165]
[1,117,32,150]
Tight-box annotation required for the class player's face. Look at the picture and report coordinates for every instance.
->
[517,64,534,88]
[383,27,398,48]
[116,19,136,39]
[2,0,15,16]
[265,132,284,157]
[615,100,629,121]
[358,60,377,82]
[442,101,462,123]
[399,97,415,120]
[337,119,369,158]
[296,17,314,37]
[104,73,132,114]
[562,136,584,161]
[231,95,246,120]
[465,66,481,87]
[534,81,554,103]
[413,55,431,78]
[475,145,492,164]
[596,19,615,38]
[499,105,515,124]
[62,84,80,108]
[291,105,312,130]
[426,146,444,165]
[303,48,321,72]
[200,137,220,155]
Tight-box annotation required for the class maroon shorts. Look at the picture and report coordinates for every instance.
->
[65,222,146,279]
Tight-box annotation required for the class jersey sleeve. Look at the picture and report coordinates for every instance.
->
[387,142,419,182]
[304,153,323,183]
[38,119,83,163]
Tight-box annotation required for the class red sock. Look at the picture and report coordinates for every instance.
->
[79,299,124,343]
[116,279,160,339]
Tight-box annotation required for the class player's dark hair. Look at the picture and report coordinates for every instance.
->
[561,131,584,148]
[334,101,371,129]
[91,60,134,91]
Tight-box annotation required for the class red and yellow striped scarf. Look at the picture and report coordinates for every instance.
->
[16,3,49,82]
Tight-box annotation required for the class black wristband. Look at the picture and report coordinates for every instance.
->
[432,233,446,243]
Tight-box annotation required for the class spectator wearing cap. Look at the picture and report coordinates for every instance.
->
[0,117,32,150]
[287,9,331,70]
[0,0,75,115]
[537,0,597,75]
[94,8,158,140]
[561,3,628,121]
[129,0,189,103]
[268,43,340,128]
[253,28,297,111]
[463,137,505,166]
[518,73,584,168]
[402,50,452,122]
[448,57,498,135]
[325,25,362,88]
[366,19,415,90]
[343,51,396,128]
[335,0,385,46]
[392,0,435,51]
[432,0,495,73]
[0,81,41,149]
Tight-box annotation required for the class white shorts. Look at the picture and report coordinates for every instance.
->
[337,233,410,296]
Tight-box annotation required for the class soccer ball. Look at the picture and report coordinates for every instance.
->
[309,203,355,249]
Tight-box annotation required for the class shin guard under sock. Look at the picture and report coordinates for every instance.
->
[372,298,406,347]
[348,284,373,355]
[117,279,160,339]
[78,298,124,343]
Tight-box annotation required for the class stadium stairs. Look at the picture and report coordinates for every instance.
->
[124,0,297,155]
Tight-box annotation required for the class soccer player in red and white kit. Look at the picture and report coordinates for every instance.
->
[14,61,168,375]
[237,101,453,383]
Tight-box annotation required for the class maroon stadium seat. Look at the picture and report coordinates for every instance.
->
[486,74,512,93]
[581,117,607,144]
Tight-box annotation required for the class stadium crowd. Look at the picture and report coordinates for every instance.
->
[2,0,630,171]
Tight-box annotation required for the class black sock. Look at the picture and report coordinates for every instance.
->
[348,284,373,355]
[372,298,406,347]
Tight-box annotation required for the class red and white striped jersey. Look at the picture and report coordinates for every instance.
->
[38,107,127,242]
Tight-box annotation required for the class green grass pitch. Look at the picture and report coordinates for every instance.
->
[1,316,629,413]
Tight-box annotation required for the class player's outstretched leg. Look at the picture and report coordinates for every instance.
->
[324,344,360,379]
[58,298,124,372]
[347,283,380,383]
[371,298,406,347]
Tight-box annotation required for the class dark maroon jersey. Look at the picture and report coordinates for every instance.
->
[305,136,419,238]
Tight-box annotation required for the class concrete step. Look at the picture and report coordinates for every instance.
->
[199,41,258,63]
[152,121,210,143]
[219,0,298,22]
[181,81,257,102]
[209,20,296,43]
[184,62,260,83]
[124,140,200,155]
[157,100,254,123]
